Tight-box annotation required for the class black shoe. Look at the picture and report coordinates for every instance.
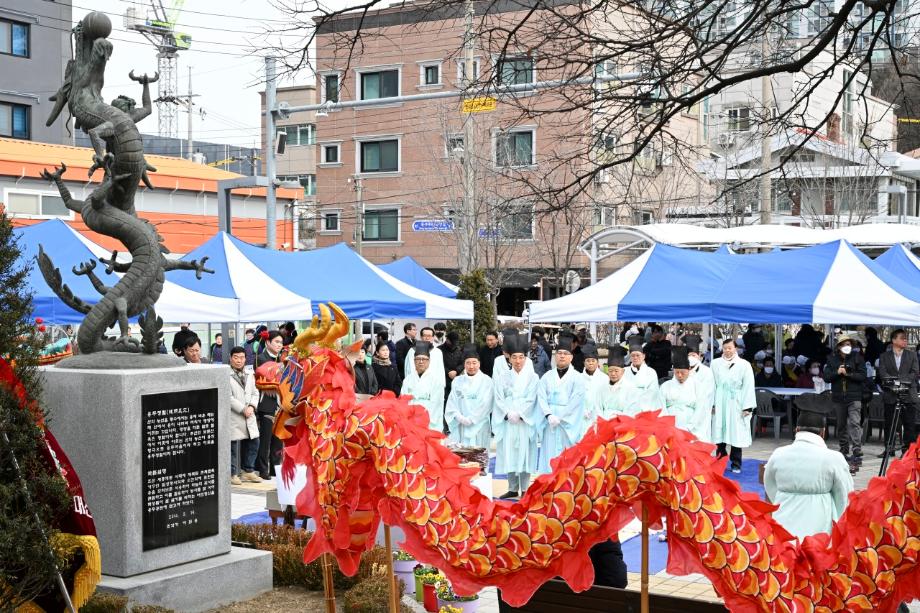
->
[853,453,863,464]
[498,491,519,500]
[259,473,271,480]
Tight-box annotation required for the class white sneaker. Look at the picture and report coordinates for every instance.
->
[230,475,243,485]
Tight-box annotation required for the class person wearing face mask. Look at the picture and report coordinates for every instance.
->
[742,324,766,365]
[593,346,638,421]
[797,359,823,390]
[823,334,866,473]
[660,347,709,439]
[712,338,756,474]
[353,339,379,396]
[781,355,799,386]
[536,331,586,474]
[685,336,714,442]
[755,356,783,387]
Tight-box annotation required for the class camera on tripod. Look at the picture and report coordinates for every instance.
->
[882,376,913,401]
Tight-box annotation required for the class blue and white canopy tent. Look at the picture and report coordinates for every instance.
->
[166,232,311,322]
[15,219,240,323]
[175,235,473,321]
[873,244,920,284]
[378,256,459,298]
[529,240,920,325]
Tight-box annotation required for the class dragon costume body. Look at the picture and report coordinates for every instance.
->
[262,303,920,612]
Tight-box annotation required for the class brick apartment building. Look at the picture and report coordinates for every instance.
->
[312,1,707,314]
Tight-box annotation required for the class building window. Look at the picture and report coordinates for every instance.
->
[0,102,29,139]
[496,202,534,240]
[446,134,464,157]
[457,59,481,82]
[360,70,399,100]
[594,205,616,226]
[321,143,340,165]
[359,139,399,173]
[726,107,751,132]
[278,174,316,197]
[321,210,340,232]
[5,191,69,217]
[842,69,855,138]
[595,59,616,78]
[595,131,618,153]
[421,63,441,86]
[496,129,535,167]
[0,19,29,57]
[279,124,315,147]
[364,208,399,241]
[497,57,535,86]
[323,73,340,103]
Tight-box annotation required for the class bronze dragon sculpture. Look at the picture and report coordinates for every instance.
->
[40,12,211,354]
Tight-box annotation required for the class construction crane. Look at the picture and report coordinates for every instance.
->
[125,1,191,138]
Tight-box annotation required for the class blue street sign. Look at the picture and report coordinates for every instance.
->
[412,219,454,232]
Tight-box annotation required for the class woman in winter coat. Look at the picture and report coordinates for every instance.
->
[354,339,379,396]
[229,346,260,484]
[372,343,402,395]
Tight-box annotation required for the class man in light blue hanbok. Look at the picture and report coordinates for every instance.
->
[537,331,586,474]
[404,327,445,388]
[445,344,494,449]
[685,336,714,443]
[624,336,662,413]
[592,346,638,421]
[711,338,756,473]
[764,410,853,539]
[581,342,607,432]
[493,334,540,499]
[660,347,708,439]
[400,341,445,432]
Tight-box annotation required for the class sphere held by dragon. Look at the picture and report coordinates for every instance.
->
[81,11,112,40]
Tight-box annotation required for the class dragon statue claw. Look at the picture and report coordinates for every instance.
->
[257,301,920,612]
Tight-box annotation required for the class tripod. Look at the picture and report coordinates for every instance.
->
[880,395,909,477]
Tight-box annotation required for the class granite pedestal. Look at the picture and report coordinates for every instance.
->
[41,364,272,609]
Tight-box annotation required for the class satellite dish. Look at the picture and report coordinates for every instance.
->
[564,270,581,293]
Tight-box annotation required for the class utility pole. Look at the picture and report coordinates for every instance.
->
[353,176,364,255]
[186,66,193,160]
[759,31,773,225]
[265,56,278,250]
[460,0,478,274]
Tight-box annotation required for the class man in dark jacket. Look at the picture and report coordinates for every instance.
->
[742,324,767,364]
[479,331,503,377]
[395,323,417,379]
[823,334,867,470]
[877,328,919,456]
[755,356,783,387]
[441,331,464,399]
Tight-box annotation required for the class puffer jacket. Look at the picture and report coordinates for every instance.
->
[823,352,867,403]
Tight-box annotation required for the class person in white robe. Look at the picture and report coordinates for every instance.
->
[711,338,756,473]
[400,341,445,432]
[660,346,709,439]
[763,410,854,539]
[592,346,639,421]
[623,335,662,412]
[404,327,445,388]
[685,336,714,443]
[581,342,608,432]
[445,344,494,449]
[536,331,586,474]
[492,334,540,499]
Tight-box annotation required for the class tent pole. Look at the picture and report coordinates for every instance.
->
[470,319,475,342]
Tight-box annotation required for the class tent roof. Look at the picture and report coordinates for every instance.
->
[177,235,473,320]
[169,233,311,321]
[584,223,920,251]
[15,219,240,323]
[874,244,920,283]
[378,256,458,298]
[530,240,920,325]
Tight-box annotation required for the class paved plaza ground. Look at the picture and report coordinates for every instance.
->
[229,431,918,611]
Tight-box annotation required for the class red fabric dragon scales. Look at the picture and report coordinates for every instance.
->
[261,303,920,611]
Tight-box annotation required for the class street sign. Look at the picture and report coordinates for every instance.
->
[462,97,497,113]
[412,219,454,232]
[478,227,502,238]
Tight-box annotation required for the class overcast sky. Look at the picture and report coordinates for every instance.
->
[73,0,362,147]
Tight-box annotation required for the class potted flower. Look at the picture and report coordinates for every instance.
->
[414,565,437,603]
[436,581,480,613]
[419,571,443,612]
[393,551,417,596]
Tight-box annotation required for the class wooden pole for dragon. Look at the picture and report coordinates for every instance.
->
[322,552,336,613]
[641,504,650,613]
[384,525,400,613]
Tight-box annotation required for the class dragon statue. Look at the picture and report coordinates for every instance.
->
[39,12,210,355]
[262,302,920,612]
